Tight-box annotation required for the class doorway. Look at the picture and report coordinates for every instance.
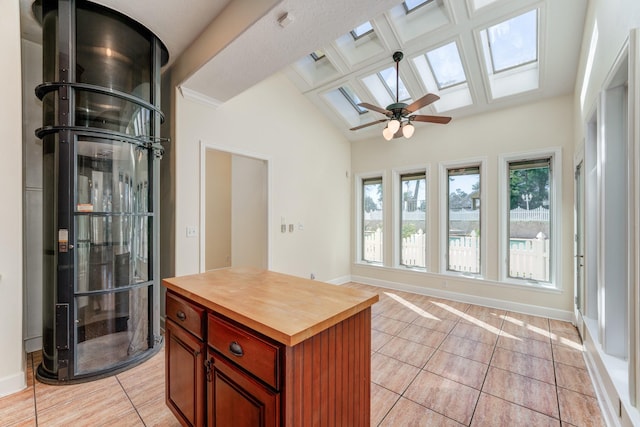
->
[201,145,269,271]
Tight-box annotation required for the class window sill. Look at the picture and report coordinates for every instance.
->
[353,262,563,294]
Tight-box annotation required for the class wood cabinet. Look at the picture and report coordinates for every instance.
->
[163,268,378,427]
[165,292,206,426]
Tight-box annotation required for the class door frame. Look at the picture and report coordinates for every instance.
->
[199,140,271,272]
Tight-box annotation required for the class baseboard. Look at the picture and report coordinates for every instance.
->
[326,275,352,285]
[24,336,42,353]
[350,274,573,321]
[0,370,26,399]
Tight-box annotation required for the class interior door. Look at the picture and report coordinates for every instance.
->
[574,161,585,335]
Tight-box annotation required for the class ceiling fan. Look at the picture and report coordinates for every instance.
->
[350,51,451,140]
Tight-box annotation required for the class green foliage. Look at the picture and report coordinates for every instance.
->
[402,223,417,238]
[509,166,550,209]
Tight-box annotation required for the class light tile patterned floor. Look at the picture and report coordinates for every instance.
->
[0,283,605,426]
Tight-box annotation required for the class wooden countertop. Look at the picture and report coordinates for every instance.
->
[162,267,379,346]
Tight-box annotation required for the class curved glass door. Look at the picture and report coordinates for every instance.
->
[74,137,152,374]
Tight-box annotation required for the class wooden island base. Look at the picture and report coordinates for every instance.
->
[163,268,378,427]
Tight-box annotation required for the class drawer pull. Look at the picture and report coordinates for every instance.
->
[229,341,244,357]
[176,311,186,321]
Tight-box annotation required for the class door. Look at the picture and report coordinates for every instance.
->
[574,162,585,334]
[203,147,268,271]
[166,320,206,427]
[208,355,279,427]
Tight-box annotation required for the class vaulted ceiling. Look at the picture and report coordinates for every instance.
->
[20,0,587,142]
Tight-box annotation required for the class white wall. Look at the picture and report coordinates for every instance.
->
[0,0,26,397]
[351,95,575,316]
[572,1,640,425]
[172,72,352,282]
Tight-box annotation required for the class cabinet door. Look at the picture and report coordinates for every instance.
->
[208,354,279,427]
[166,319,206,427]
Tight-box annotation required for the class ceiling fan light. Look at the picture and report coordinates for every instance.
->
[382,126,394,141]
[388,119,400,134]
[403,123,415,139]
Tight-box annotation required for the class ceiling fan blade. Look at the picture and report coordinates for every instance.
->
[410,114,452,124]
[358,102,392,116]
[405,93,440,113]
[350,119,387,131]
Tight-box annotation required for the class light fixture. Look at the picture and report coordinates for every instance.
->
[382,125,394,141]
[388,118,400,134]
[350,51,452,139]
[403,122,415,138]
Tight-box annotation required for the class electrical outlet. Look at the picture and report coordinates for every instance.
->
[310,273,315,280]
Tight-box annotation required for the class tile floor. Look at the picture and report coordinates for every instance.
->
[0,283,605,426]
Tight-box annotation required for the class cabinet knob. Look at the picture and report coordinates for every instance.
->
[176,311,186,321]
[229,341,244,357]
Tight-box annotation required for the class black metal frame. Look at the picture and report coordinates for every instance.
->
[35,0,167,384]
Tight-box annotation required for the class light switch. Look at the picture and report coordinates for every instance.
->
[186,226,197,237]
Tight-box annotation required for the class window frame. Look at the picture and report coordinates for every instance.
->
[393,166,429,270]
[439,158,487,278]
[403,0,434,14]
[498,148,561,289]
[356,172,386,265]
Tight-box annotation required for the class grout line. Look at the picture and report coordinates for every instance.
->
[30,353,39,426]
[115,375,146,426]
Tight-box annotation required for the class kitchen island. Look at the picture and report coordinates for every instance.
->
[163,267,378,427]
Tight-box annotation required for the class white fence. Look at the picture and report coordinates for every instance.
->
[365,207,550,222]
[363,229,549,281]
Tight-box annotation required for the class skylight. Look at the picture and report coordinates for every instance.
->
[310,50,325,61]
[339,86,367,114]
[350,21,374,40]
[378,67,411,102]
[403,0,433,14]
[487,9,538,73]
[425,41,466,89]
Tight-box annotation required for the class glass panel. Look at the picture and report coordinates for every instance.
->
[378,67,411,102]
[508,159,551,282]
[487,9,538,73]
[76,6,152,101]
[447,168,480,273]
[76,138,150,214]
[310,50,325,61]
[404,0,432,13]
[426,42,467,89]
[75,91,152,136]
[400,173,426,268]
[351,21,374,40]
[339,87,367,114]
[363,177,383,263]
[75,286,150,374]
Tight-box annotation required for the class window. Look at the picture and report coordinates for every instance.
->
[506,158,551,282]
[446,167,481,274]
[362,177,383,263]
[378,67,411,102]
[403,0,433,13]
[487,9,538,74]
[400,172,426,268]
[339,87,367,114]
[500,149,560,287]
[425,41,467,90]
[350,21,374,40]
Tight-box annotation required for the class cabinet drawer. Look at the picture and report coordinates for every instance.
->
[166,291,205,339]
[208,314,281,389]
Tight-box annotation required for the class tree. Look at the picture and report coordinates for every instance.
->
[509,166,549,209]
